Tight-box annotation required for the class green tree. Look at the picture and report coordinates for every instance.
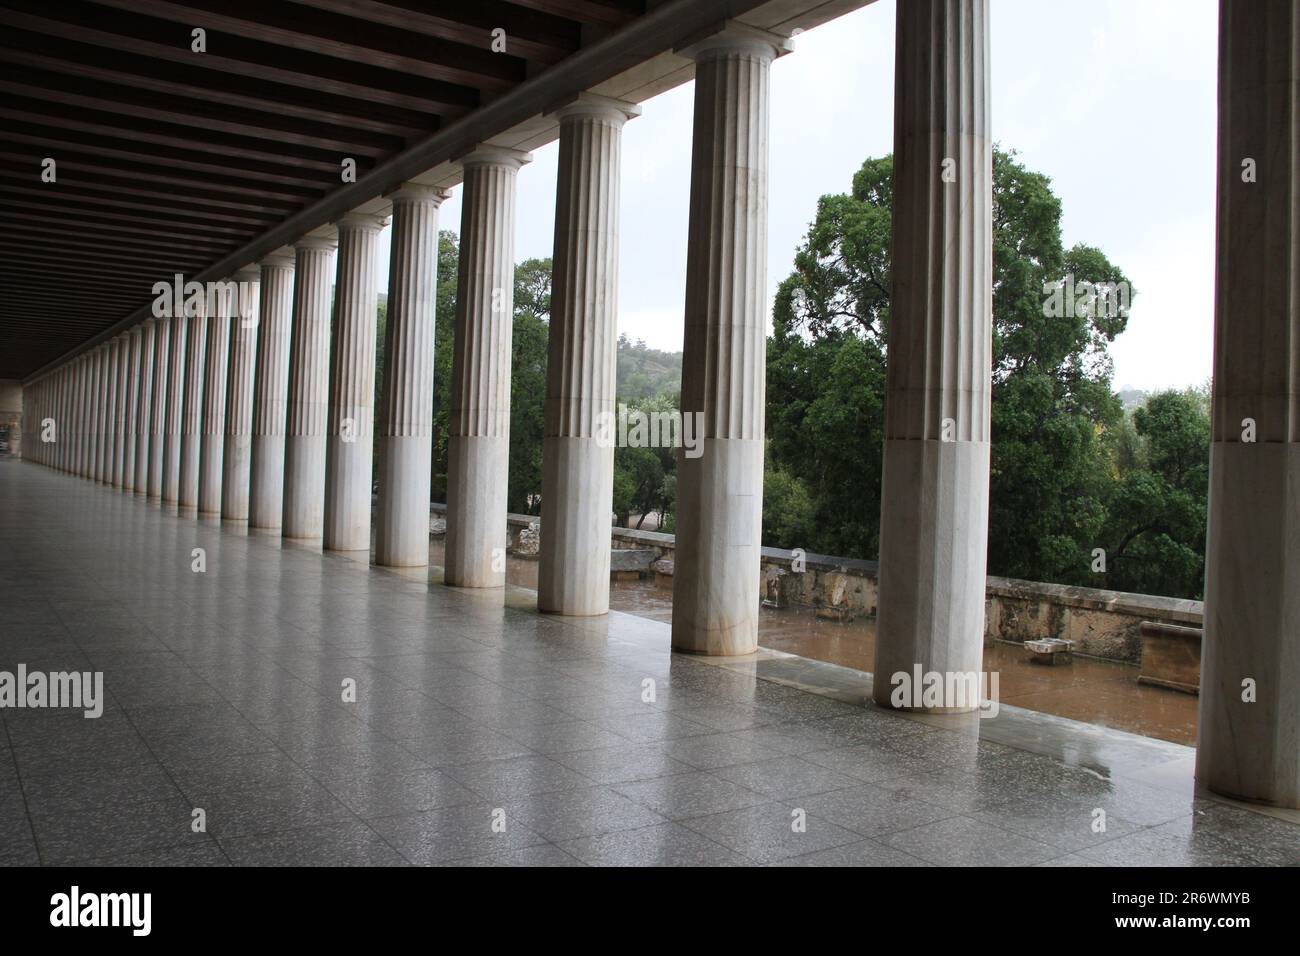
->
[1098,388,1209,598]
[768,149,1135,587]
[508,258,551,514]
[430,230,460,503]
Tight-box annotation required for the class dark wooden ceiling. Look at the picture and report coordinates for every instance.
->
[0,0,645,380]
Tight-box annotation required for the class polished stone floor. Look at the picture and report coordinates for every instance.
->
[1,461,1297,866]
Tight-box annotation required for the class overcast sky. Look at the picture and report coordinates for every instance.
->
[377,0,1218,393]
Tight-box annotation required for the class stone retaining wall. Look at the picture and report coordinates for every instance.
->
[429,504,1201,664]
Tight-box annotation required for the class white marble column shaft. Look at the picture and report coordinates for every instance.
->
[445,147,528,587]
[221,270,261,521]
[147,318,171,499]
[162,315,188,507]
[248,255,296,530]
[872,0,993,711]
[122,327,143,493]
[324,214,385,552]
[538,100,634,614]
[375,186,449,567]
[672,30,784,655]
[282,237,337,539]
[1196,0,1300,808]
[198,283,233,516]
[132,320,156,496]
[114,334,131,488]
[177,310,208,512]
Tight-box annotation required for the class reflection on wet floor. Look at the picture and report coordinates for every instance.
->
[429,540,1199,748]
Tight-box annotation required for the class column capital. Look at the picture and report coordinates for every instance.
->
[386,182,454,207]
[295,232,338,252]
[456,144,532,171]
[548,91,641,126]
[259,248,296,270]
[335,211,389,234]
[675,20,793,63]
[231,266,261,285]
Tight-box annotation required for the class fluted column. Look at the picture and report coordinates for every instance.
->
[198,281,234,516]
[57,365,69,472]
[248,254,296,529]
[122,327,143,493]
[72,357,86,475]
[70,358,84,474]
[324,213,386,552]
[178,308,208,512]
[1197,0,1300,808]
[446,147,529,587]
[92,346,107,482]
[375,186,449,566]
[538,98,637,614]
[147,317,170,499]
[132,320,156,496]
[872,0,993,710]
[78,356,91,475]
[672,27,786,655]
[283,236,337,540]
[162,315,188,507]
[81,357,92,476]
[103,338,119,484]
[221,268,261,521]
[113,334,130,488]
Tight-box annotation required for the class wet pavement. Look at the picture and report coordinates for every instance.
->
[3,463,1291,867]
[456,543,1199,748]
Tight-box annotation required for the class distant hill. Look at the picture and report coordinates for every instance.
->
[617,334,682,401]
[1117,386,1148,410]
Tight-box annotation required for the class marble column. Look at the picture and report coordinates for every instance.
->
[114,334,130,488]
[538,97,637,614]
[103,338,119,484]
[198,281,234,516]
[282,236,337,540]
[56,367,68,472]
[79,356,91,476]
[324,213,386,553]
[71,358,85,475]
[162,315,188,507]
[1197,0,1300,808]
[375,186,448,566]
[671,27,787,655]
[122,327,143,493]
[69,358,82,475]
[248,253,295,530]
[177,308,208,512]
[872,0,993,711]
[133,320,156,496]
[446,147,529,587]
[221,268,261,521]
[147,317,171,499]
[80,356,92,476]
[91,346,106,483]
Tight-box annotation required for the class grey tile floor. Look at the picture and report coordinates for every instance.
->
[1,461,1297,866]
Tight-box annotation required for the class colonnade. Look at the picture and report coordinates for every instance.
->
[17,4,1300,808]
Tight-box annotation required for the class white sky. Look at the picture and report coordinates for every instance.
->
[376,0,1219,392]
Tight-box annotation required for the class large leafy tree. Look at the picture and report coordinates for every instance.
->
[430,230,460,503]
[508,257,551,514]
[1098,388,1209,598]
[768,149,1137,587]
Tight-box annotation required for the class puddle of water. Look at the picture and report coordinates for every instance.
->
[426,539,1199,747]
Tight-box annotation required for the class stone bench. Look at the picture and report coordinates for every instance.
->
[1024,637,1074,665]
[610,548,656,581]
[1138,621,1202,694]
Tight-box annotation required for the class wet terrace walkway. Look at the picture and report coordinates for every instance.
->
[2,461,1296,866]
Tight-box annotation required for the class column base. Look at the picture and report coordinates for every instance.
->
[670,437,763,656]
